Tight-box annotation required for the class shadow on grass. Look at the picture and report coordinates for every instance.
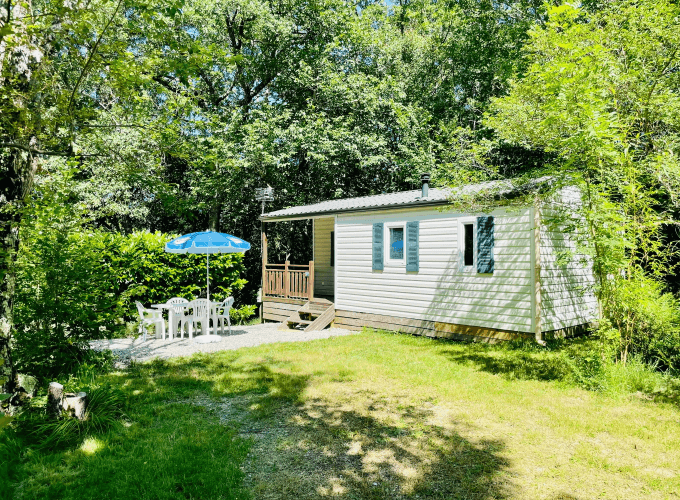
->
[435,340,680,408]
[7,353,309,500]
[116,353,515,499]
[7,351,515,500]
[438,343,572,383]
[245,395,514,499]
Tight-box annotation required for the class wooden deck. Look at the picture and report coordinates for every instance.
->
[263,261,314,301]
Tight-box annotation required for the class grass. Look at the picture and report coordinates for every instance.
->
[3,329,680,500]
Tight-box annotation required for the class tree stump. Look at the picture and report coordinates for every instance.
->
[63,392,88,420]
[47,382,64,418]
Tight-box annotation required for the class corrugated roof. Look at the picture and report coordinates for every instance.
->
[260,179,516,221]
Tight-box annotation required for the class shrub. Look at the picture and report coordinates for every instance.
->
[230,304,257,325]
[14,176,253,380]
[11,384,126,451]
[603,276,680,372]
[101,231,249,322]
[13,184,124,381]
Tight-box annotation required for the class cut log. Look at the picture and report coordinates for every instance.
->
[63,392,88,420]
[47,382,64,419]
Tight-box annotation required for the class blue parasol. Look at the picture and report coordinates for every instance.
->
[165,231,250,301]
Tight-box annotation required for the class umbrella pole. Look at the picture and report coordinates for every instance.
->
[206,253,210,302]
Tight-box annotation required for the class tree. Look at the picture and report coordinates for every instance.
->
[0,0,181,391]
[486,1,680,364]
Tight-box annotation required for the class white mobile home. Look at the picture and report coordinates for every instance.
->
[259,176,598,342]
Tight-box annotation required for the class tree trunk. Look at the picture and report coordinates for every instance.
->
[209,202,221,232]
[1,0,43,393]
[0,150,35,394]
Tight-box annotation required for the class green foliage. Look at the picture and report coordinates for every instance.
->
[230,304,257,326]
[13,169,252,380]
[600,276,680,372]
[8,383,124,454]
[101,230,248,321]
[459,335,672,397]
[0,427,22,495]
[486,0,680,369]
[20,386,125,450]
[11,367,126,452]
[13,170,123,380]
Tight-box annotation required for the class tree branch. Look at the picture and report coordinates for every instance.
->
[67,0,124,114]
[1,143,101,157]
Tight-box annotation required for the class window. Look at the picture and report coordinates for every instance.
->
[459,218,476,270]
[463,223,474,266]
[330,231,334,267]
[390,227,404,259]
[373,221,419,271]
[459,216,495,273]
[384,223,406,265]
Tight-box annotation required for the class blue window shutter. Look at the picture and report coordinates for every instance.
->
[406,221,419,272]
[372,223,383,271]
[477,216,494,273]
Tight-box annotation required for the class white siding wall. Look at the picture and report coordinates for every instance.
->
[335,207,535,333]
[313,217,335,297]
[539,189,599,332]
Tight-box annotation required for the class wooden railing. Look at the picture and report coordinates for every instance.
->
[263,261,314,300]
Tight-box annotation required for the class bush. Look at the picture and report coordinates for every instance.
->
[101,231,249,322]
[13,182,124,381]
[13,174,253,380]
[230,304,257,325]
[603,276,680,372]
[500,337,670,396]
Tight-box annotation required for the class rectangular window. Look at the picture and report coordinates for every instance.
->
[330,231,334,267]
[390,227,404,260]
[464,223,474,266]
[372,223,384,270]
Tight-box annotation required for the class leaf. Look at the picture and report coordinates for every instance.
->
[0,415,13,430]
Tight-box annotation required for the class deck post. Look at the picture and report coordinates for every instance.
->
[308,260,314,299]
[261,232,268,296]
[284,260,290,299]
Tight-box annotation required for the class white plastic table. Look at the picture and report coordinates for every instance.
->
[152,301,222,342]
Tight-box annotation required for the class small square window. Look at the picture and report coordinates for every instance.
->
[390,227,404,260]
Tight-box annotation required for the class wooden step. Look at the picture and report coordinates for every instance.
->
[299,298,333,314]
[285,299,335,331]
[299,304,329,316]
[304,303,335,332]
[286,312,313,328]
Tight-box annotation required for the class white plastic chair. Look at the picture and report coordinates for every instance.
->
[214,297,234,335]
[135,301,166,341]
[166,297,189,339]
[186,299,212,341]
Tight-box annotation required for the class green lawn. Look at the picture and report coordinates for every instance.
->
[4,330,680,500]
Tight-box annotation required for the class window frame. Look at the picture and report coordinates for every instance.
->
[384,222,406,266]
[459,217,477,272]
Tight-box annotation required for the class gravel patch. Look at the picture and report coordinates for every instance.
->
[91,322,357,367]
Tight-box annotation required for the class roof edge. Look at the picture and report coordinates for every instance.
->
[260,176,556,222]
[260,198,450,222]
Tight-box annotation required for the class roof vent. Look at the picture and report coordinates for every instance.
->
[421,173,431,198]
